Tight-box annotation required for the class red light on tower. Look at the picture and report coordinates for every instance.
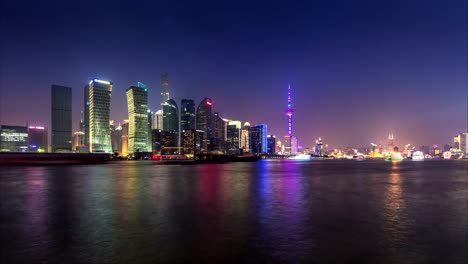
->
[206,99,212,106]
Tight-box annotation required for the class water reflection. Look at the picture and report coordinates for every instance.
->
[1,161,467,263]
[24,167,50,262]
[382,161,409,251]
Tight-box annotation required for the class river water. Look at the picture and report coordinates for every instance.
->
[1,160,467,263]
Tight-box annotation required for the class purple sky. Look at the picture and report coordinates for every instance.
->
[0,0,466,148]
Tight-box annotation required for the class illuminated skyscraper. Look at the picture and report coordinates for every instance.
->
[111,122,122,154]
[121,120,129,156]
[181,99,195,131]
[460,132,468,155]
[250,124,267,154]
[226,120,241,151]
[240,122,251,152]
[284,84,295,155]
[85,79,113,152]
[127,85,150,154]
[212,112,226,151]
[196,98,213,152]
[153,110,163,130]
[51,84,72,152]
[161,73,170,105]
[163,99,179,148]
[267,135,276,155]
[315,137,324,156]
[181,129,196,155]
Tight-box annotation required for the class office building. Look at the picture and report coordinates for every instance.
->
[85,79,113,152]
[163,99,179,148]
[161,130,178,155]
[152,110,163,130]
[250,124,267,154]
[147,109,153,151]
[315,137,324,156]
[181,99,195,131]
[291,136,298,154]
[240,122,251,152]
[111,122,122,154]
[460,132,468,155]
[212,112,226,151]
[226,120,241,151]
[267,135,276,155]
[126,85,150,154]
[0,125,28,152]
[28,126,48,152]
[196,98,213,152]
[152,129,163,154]
[181,129,196,155]
[276,140,282,154]
[51,84,72,152]
[121,120,129,156]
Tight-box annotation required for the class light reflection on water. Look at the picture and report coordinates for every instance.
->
[1,160,467,263]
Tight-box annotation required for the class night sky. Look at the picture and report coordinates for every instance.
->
[1,0,466,148]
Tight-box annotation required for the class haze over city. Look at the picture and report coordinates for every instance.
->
[1,0,466,148]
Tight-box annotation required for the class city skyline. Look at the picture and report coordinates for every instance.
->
[1,0,466,148]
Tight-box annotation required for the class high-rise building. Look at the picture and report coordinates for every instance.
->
[79,110,85,132]
[0,125,28,152]
[283,84,296,155]
[121,120,129,156]
[291,136,298,154]
[126,85,150,155]
[267,135,276,155]
[161,73,170,105]
[161,130,178,155]
[226,120,241,151]
[163,99,179,148]
[152,110,163,130]
[181,129,196,155]
[181,99,195,131]
[73,131,85,151]
[459,132,468,155]
[388,133,395,152]
[51,84,72,152]
[315,137,324,156]
[276,140,282,154]
[111,123,122,154]
[240,122,251,152]
[454,135,461,150]
[28,126,48,152]
[196,98,213,152]
[212,112,226,151]
[85,79,113,152]
[152,129,163,154]
[250,124,267,154]
[147,109,153,150]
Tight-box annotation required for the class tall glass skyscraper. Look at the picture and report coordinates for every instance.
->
[226,120,241,150]
[85,79,112,153]
[126,86,150,154]
[161,73,170,105]
[51,84,72,152]
[162,99,179,148]
[250,124,267,154]
[196,98,213,152]
[180,99,195,131]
